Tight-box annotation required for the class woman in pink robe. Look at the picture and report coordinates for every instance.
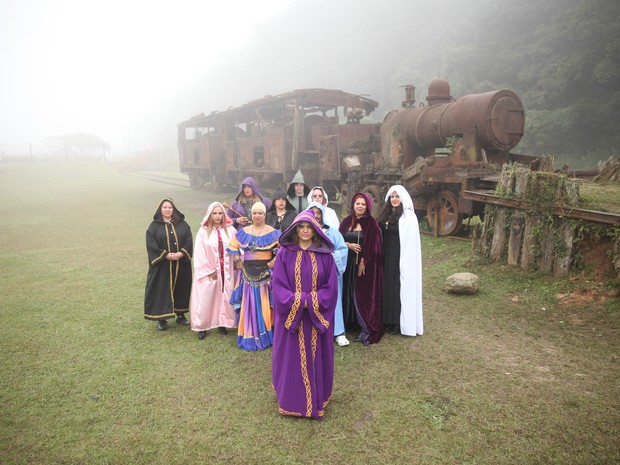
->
[190,202,237,339]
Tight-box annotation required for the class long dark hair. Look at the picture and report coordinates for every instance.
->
[379,202,403,225]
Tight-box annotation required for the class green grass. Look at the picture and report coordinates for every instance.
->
[0,162,618,465]
[579,180,620,215]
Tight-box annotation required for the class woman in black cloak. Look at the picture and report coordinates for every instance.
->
[144,198,193,331]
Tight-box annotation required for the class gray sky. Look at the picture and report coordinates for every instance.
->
[0,0,294,154]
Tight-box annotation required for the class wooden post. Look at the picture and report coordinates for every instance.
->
[514,170,529,198]
[480,205,495,257]
[538,220,555,274]
[554,220,575,276]
[507,212,525,266]
[490,207,507,261]
[521,214,540,271]
[498,167,515,196]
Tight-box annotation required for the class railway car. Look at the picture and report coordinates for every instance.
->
[177,89,380,197]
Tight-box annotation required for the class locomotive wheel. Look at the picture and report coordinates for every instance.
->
[362,184,382,217]
[426,191,463,236]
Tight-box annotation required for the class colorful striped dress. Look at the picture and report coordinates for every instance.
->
[227,227,281,351]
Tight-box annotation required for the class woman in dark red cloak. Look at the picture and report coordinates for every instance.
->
[338,192,384,345]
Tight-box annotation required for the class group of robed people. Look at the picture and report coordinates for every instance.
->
[143,170,423,420]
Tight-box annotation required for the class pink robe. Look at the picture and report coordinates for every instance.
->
[190,207,237,332]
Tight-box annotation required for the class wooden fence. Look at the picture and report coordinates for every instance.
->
[474,164,619,278]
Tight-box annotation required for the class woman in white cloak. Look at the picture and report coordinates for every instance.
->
[378,185,423,336]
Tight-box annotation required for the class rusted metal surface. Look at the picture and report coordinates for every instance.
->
[177,79,611,238]
[462,190,620,226]
[178,89,379,191]
[382,79,525,169]
[376,78,537,235]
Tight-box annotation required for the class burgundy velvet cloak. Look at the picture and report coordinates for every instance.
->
[338,192,384,344]
[272,211,338,420]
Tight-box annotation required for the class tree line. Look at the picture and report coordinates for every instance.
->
[199,0,619,169]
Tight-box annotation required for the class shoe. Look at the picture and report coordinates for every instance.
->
[388,326,400,335]
[175,314,190,326]
[197,330,207,340]
[354,335,361,342]
[218,327,228,335]
[157,320,168,331]
[335,335,350,347]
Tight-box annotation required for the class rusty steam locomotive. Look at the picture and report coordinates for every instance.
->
[178,78,537,235]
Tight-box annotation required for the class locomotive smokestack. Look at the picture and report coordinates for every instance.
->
[402,85,416,108]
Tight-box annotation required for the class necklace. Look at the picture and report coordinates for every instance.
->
[251,224,265,236]
[250,224,265,249]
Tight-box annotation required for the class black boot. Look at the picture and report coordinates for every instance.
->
[157,320,168,331]
[197,330,207,340]
[175,314,190,326]
[218,327,228,335]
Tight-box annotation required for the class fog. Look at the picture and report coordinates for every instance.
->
[0,0,469,156]
[0,0,294,155]
[1,0,616,163]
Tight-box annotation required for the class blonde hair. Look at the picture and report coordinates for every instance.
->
[205,205,230,239]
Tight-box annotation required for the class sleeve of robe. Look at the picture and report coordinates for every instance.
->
[356,216,384,343]
[323,207,341,231]
[177,221,193,261]
[193,228,216,282]
[226,236,241,256]
[330,229,348,276]
[146,222,168,265]
[272,248,338,334]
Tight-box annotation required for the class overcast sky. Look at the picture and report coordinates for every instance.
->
[0,0,294,154]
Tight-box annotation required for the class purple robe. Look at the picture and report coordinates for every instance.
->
[227,176,272,228]
[272,211,338,420]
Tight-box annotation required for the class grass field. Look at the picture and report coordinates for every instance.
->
[0,162,618,465]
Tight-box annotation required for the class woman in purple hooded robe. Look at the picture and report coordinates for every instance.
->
[226,176,272,229]
[339,192,384,345]
[272,210,338,420]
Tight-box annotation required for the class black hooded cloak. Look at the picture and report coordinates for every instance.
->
[144,198,193,320]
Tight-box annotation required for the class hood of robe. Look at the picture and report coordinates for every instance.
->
[385,185,415,212]
[200,201,233,227]
[279,210,334,253]
[286,169,310,197]
[153,198,185,222]
[306,186,332,207]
